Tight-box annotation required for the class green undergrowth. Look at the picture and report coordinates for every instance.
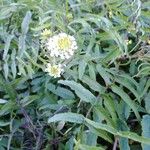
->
[0,0,150,150]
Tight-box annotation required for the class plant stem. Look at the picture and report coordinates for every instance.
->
[113,137,118,150]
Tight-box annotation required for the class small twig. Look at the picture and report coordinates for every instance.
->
[35,128,43,150]
[16,97,36,137]
[113,137,118,150]
[7,133,13,150]
[16,97,44,149]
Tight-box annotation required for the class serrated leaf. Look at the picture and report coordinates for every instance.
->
[11,49,17,79]
[11,60,17,79]
[94,106,115,127]
[88,64,96,81]
[21,11,32,35]
[56,87,75,99]
[144,92,150,114]
[141,115,150,150]
[103,95,117,122]
[96,64,111,86]
[140,79,150,98]
[85,118,118,135]
[79,60,87,80]
[3,62,9,80]
[47,83,75,99]
[18,35,26,57]
[87,124,113,143]
[3,34,14,60]
[58,80,96,103]
[102,48,121,64]
[117,131,150,145]
[115,76,140,102]
[82,75,104,92]
[48,113,84,124]
[85,119,150,145]
[111,85,141,120]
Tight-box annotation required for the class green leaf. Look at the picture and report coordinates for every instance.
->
[87,124,113,143]
[85,118,118,135]
[79,60,87,80]
[11,59,17,79]
[102,48,121,64]
[48,113,84,124]
[56,87,75,99]
[111,85,141,120]
[86,15,127,53]
[0,5,17,20]
[21,95,39,107]
[0,99,8,104]
[85,132,97,146]
[0,121,10,127]
[69,18,91,31]
[144,92,150,114]
[119,137,130,150]
[117,101,131,120]
[3,62,9,80]
[141,115,150,150]
[85,119,150,145]
[140,79,150,98]
[96,64,111,86]
[82,75,104,92]
[21,11,32,35]
[114,77,140,102]
[88,64,96,81]
[117,131,150,145]
[77,144,105,150]
[107,71,139,88]
[11,49,17,78]
[103,95,117,122]
[3,34,14,60]
[58,80,97,103]
[18,35,26,57]
[0,101,15,116]
[0,76,16,101]
[47,83,75,99]
[26,64,34,78]
[94,106,116,127]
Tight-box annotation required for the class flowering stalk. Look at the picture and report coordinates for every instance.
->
[41,31,77,78]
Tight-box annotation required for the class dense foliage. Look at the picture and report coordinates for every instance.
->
[0,0,150,149]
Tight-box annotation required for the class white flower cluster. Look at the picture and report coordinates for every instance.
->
[42,31,77,78]
[45,63,64,78]
[46,33,77,59]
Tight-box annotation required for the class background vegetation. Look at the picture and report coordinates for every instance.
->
[0,0,150,149]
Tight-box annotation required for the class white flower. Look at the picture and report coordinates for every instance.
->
[45,63,63,78]
[46,33,77,59]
